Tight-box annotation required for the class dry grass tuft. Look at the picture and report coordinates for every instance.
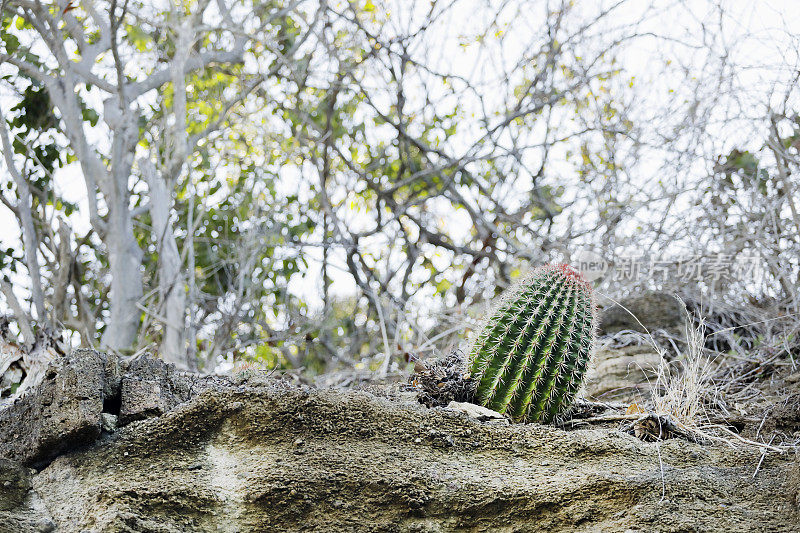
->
[596,292,797,452]
[651,300,714,431]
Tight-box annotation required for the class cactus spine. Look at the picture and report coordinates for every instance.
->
[469,264,596,423]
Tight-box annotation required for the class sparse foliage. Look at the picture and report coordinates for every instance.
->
[0,0,798,384]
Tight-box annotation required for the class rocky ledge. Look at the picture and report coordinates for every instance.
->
[0,349,799,532]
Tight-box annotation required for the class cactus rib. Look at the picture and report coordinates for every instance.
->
[468,264,597,423]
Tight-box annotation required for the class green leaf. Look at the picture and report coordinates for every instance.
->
[126,24,151,52]
[1,31,20,54]
[82,106,99,127]
[435,279,451,293]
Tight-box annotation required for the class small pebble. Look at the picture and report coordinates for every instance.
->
[35,519,56,533]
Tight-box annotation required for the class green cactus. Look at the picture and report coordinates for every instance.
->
[468,264,596,423]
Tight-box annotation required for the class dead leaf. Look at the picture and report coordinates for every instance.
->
[626,402,645,415]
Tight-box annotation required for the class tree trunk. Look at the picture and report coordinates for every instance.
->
[101,198,144,353]
[101,116,144,353]
[142,160,187,369]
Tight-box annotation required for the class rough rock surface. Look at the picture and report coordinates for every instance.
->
[118,356,197,425]
[584,345,662,402]
[599,291,685,335]
[0,458,56,532]
[1,350,799,532]
[0,349,118,467]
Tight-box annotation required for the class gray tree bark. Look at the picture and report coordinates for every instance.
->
[142,159,187,369]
